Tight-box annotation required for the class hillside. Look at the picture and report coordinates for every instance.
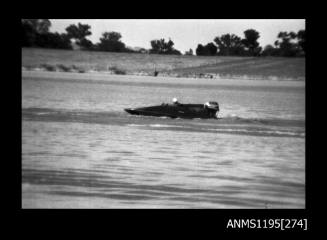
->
[22,48,305,80]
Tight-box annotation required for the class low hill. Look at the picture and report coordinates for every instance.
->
[22,48,305,80]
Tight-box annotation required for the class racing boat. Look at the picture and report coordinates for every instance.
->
[124,98,220,119]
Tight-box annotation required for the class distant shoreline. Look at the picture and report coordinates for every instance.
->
[22,48,305,82]
[22,70,305,89]
[21,67,304,82]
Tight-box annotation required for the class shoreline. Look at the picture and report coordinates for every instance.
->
[22,69,305,88]
[22,66,305,82]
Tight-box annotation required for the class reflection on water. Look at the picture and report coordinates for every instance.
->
[22,74,305,208]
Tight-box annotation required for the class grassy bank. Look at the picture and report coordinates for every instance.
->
[22,48,305,80]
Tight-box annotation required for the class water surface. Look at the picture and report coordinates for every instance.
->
[22,72,305,208]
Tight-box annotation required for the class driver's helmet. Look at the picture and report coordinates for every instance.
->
[172,97,178,104]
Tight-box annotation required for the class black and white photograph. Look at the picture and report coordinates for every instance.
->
[21,19,305,209]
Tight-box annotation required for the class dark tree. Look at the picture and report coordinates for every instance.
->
[35,32,72,49]
[274,31,300,57]
[297,30,305,53]
[22,20,37,46]
[261,44,279,56]
[79,38,94,50]
[97,32,126,52]
[66,23,91,40]
[22,19,51,34]
[196,44,205,56]
[101,31,122,42]
[241,29,261,56]
[150,39,166,53]
[65,23,92,49]
[205,42,218,55]
[22,19,51,46]
[214,34,245,56]
[196,43,217,56]
[149,38,181,55]
[150,38,169,54]
[166,39,174,52]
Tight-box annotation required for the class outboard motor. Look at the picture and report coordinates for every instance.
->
[204,101,220,118]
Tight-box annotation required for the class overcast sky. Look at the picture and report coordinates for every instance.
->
[49,19,305,53]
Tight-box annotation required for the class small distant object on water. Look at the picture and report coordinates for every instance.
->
[125,98,220,119]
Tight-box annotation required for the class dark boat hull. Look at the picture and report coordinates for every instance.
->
[124,103,218,119]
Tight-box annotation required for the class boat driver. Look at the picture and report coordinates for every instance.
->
[172,97,180,105]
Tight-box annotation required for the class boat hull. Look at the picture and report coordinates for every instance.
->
[124,103,218,119]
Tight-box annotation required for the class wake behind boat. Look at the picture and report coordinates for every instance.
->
[125,98,220,119]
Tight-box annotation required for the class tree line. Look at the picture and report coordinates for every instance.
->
[22,19,305,57]
[196,29,305,57]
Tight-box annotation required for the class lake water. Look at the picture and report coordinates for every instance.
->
[22,71,305,208]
